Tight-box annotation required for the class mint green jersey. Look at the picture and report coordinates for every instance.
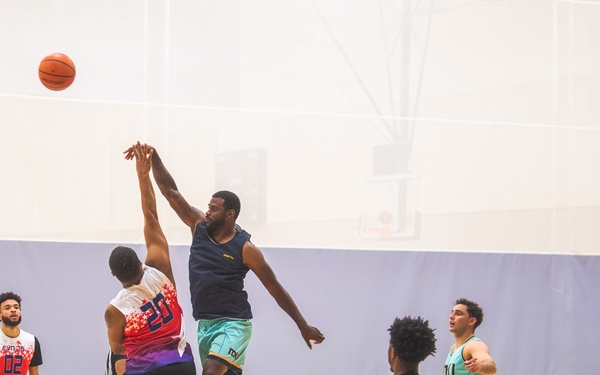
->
[444,336,481,375]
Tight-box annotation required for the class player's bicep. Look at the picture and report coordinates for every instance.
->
[143,218,175,283]
[143,217,168,261]
[466,340,493,361]
[105,305,126,355]
[244,243,281,292]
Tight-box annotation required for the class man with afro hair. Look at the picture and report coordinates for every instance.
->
[388,316,436,375]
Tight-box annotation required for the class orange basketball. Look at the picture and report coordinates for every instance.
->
[38,53,76,91]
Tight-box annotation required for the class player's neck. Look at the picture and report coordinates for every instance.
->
[122,269,144,288]
[210,225,236,244]
[454,332,475,349]
[1,325,20,338]
[392,358,419,375]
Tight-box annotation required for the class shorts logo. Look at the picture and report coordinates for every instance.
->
[228,348,239,358]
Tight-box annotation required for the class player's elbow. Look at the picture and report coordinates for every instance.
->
[160,186,182,202]
[110,343,125,356]
[483,361,497,375]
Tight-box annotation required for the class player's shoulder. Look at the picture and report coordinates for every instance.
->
[241,238,266,265]
[18,329,35,339]
[242,239,259,252]
[13,329,37,344]
[142,265,172,284]
[464,336,487,352]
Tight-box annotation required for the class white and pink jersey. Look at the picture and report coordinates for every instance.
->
[110,266,194,374]
[0,329,42,374]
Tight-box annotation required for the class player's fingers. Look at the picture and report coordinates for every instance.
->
[123,147,134,160]
[133,143,143,159]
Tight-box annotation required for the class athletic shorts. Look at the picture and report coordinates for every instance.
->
[125,361,196,375]
[197,318,252,373]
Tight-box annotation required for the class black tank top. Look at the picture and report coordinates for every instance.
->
[188,220,253,320]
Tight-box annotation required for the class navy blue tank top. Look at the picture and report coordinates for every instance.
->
[189,220,253,320]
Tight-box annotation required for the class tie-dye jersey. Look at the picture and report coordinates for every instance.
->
[0,329,42,374]
[110,266,194,374]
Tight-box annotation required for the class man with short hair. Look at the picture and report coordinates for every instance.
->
[105,142,196,375]
[388,315,436,375]
[445,298,497,375]
[124,144,325,375]
[0,291,43,375]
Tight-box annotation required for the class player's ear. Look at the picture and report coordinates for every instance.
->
[469,316,477,326]
[388,343,397,359]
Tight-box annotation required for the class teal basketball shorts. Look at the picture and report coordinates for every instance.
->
[197,318,253,372]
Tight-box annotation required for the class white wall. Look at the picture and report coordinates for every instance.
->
[1,0,599,254]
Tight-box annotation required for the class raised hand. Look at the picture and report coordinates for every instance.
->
[131,142,153,176]
[124,142,155,161]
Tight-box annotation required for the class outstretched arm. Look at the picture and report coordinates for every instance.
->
[131,142,175,285]
[124,144,203,234]
[464,340,497,375]
[243,242,325,349]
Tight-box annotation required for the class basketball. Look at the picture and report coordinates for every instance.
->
[38,52,76,91]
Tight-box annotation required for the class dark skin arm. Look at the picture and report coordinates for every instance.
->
[125,142,325,349]
[243,241,325,348]
[131,142,175,285]
[105,143,177,359]
[105,304,126,355]
[124,144,203,234]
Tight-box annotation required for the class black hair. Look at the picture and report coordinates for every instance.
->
[213,190,241,219]
[0,292,21,307]
[388,316,437,363]
[109,246,141,283]
[455,298,484,330]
